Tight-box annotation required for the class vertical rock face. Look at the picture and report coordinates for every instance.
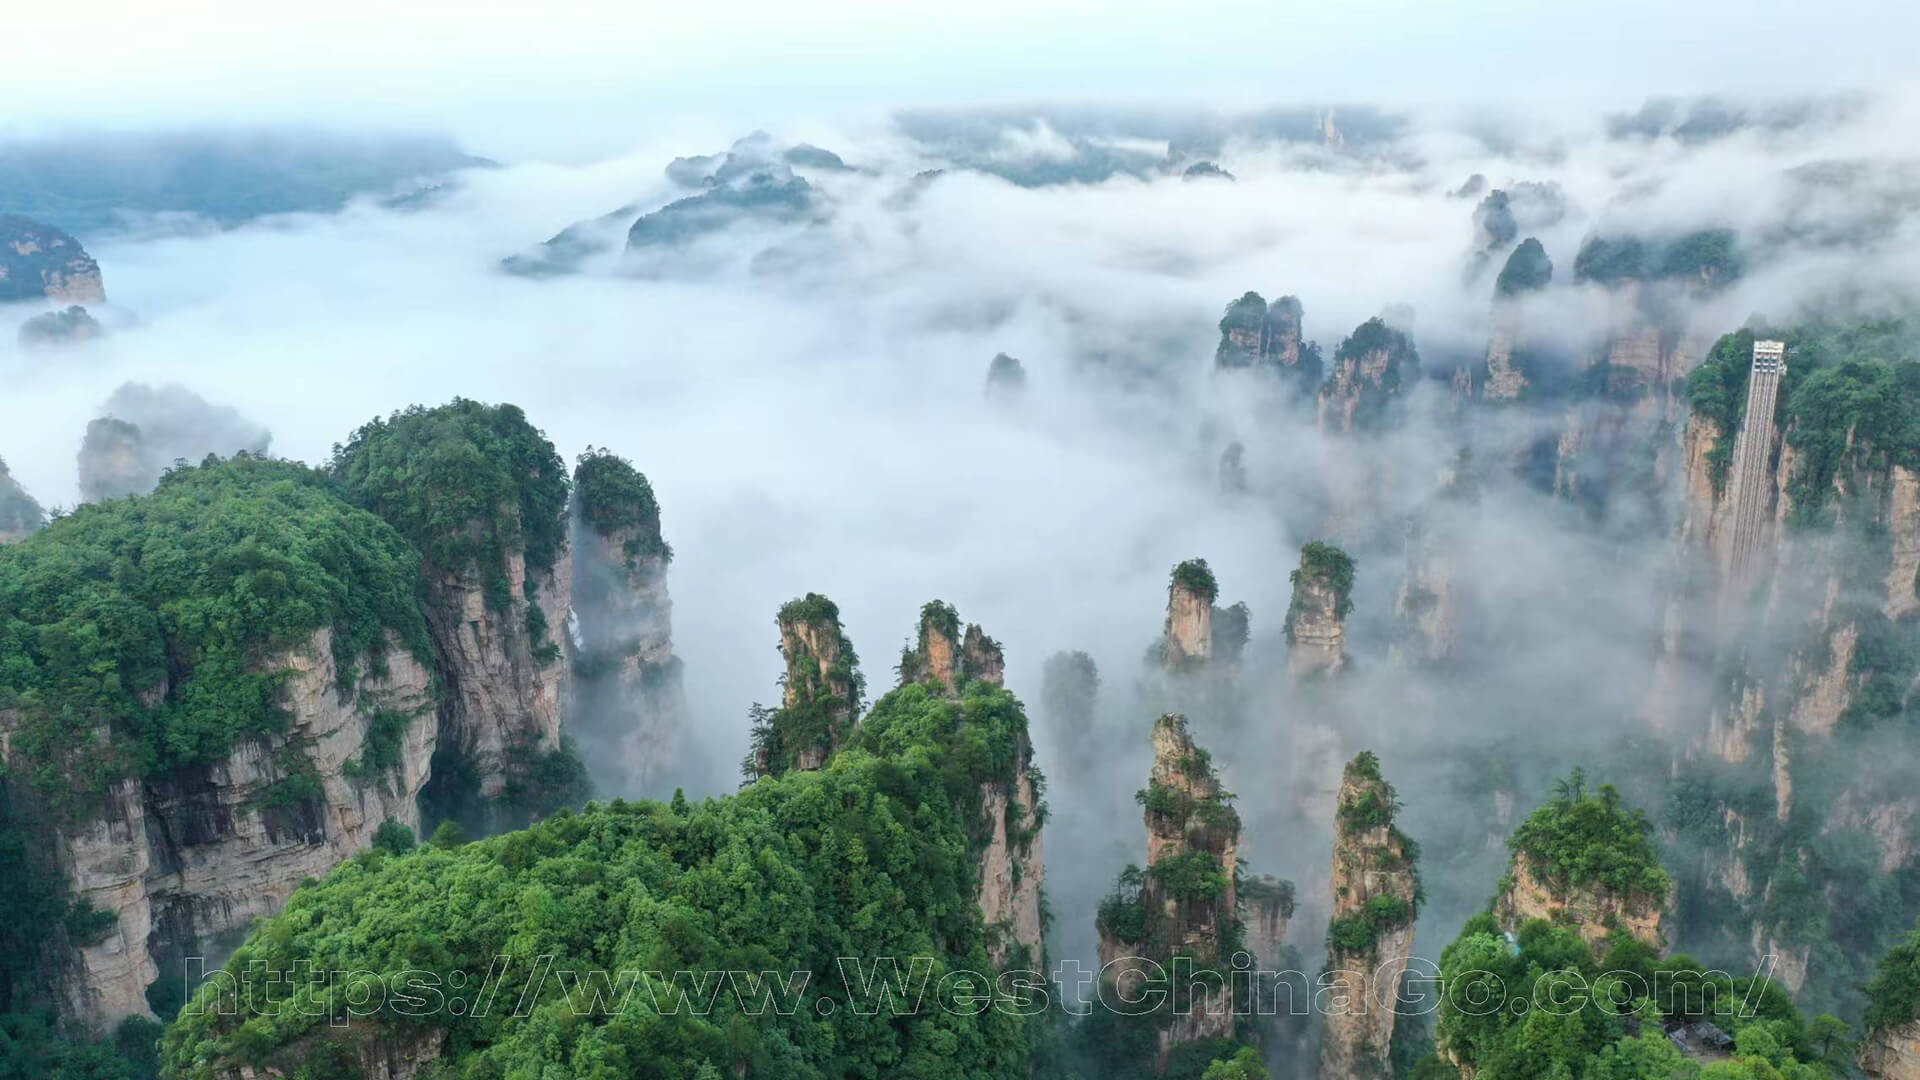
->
[1097,714,1245,1066]
[1287,542,1354,676]
[896,605,1038,965]
[1318,317,1417,432]
[0,214,105,303]
[328,401,574,829]
[567,450,685,797]
[1320,752,1419,1080]
[1164,559,1218,668]
[1214,293,1313,379]
[423,546,570,806]
[1240,875,1295,970]
[1862,1022,1920,1080]
[37,630,437,1031]
[0,456,44,542]
[898,602,1006,692]
[749,594,863,775]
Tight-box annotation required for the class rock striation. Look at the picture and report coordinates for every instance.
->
[567,449,686,797]
[1096,714,1264,1068]
[1320,752,1420,1080]
[1286,542,1354,676]
[749,594,864,775]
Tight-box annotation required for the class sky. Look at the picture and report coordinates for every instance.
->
[7,0,1919,160]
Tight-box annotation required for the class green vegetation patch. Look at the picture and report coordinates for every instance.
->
[572,446,670,565]
[0,455,433,808]
[162,680,1045,1080]
[1509,769,1671,904]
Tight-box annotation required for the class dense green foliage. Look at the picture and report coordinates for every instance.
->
[1509,770,1670,904]
[1170,559,1219,601]
[1685,317,1920,514]
[1435,915,1845,1080]
[1573,229,1740,287]
[0,455,434,808]
[329,399,569,617]
[1495,238,1553,296]
[1217,292,1267,339]
[1864,923,1920,1033]
[573,447,670,565]
[163,680,1044,1079]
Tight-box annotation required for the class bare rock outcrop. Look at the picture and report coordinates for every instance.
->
[748,594,863,775]
[1163,559,1217,668]
[37,629,436,1031]
[0,214,105,303]
[1862,1022,1920,1080]
[898,601,1005,691]
[1286,542,1354,677]
[1319,752,1419,1080]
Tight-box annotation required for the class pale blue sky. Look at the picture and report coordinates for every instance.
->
[7,0,1916,158]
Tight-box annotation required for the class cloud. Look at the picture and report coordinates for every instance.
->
[4,90,1918,1003]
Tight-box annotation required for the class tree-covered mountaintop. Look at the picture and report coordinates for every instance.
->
[329,399,570,591]
[1508,769,1670,903]
[1170,558,1218,600]
[1572,228,1741,287]
[162,680,1044,1080]
[0,454,433,808]
[573,446,670,565]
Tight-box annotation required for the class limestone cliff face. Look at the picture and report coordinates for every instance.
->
[422,544,570,807]
[1165,569,1215,669]
[217,1021,445,1080]
[896,604,1037,965]
[1493,856,1663,954]
[1320,754,1419,1080]
[1863,1021,1920,1080]
[568,454,685,797]
[1214,293,1312,383]
[0,456,44,543]
[1287,543,1353,677]
[0,214,105,303]
[35,629,437,1031]
[750,594,863,775]
[1241,875,1295,970]
[898,602,1005,691]
[1318,318,1415,434]
[1097,714,1244,1066]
